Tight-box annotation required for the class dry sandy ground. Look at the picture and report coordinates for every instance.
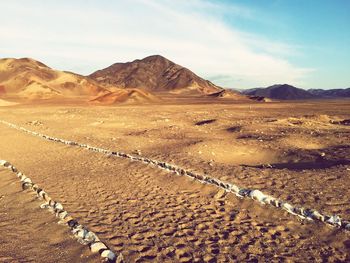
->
[0,99,350,262]
[0,169,99,262]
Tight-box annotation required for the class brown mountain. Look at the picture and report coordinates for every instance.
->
[89,55,224,95]
[0,58,109,100]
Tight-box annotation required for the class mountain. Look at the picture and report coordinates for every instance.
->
[308,88,350,98]
[89,55,224,95]
[0,58,109,100]
[242,84,314,100]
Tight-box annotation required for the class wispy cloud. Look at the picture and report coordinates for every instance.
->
[0,0,312,88]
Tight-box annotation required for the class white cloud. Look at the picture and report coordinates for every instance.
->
[0,0,312,88]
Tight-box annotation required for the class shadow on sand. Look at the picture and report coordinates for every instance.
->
[242,145,350,171]
[245,159,350,171]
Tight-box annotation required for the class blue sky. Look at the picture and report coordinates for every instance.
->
[0,0,349,89]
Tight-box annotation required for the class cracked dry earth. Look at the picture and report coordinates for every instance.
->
[1,100,350,262]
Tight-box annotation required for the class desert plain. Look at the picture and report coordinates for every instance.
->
[1,98,350,262]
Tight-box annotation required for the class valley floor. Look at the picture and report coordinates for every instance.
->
[0,99,350,262]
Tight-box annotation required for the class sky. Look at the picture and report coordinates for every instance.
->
[0,0,349,89]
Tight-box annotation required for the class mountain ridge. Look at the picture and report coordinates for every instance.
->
[242,84,350,100]
[308,88,350,98]
[0,56,249,102]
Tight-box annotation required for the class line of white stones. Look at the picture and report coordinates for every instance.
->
[1,120,349,232]
[0,159,123,263]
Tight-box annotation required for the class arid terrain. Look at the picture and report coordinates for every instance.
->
[2,0,349,261]
[1,99,350,262]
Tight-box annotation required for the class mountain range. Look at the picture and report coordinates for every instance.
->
[308,88,350,98]
[0,56,348,103]
[0,55,246,103]
[242,84,350,100]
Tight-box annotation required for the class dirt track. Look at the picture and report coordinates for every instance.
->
[1,100,350,262]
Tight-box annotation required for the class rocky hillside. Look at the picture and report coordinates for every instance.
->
[89,55,224,95]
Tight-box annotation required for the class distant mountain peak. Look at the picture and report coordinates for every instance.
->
[268,84,297,89]
[142,54,171,62]
[242,84,314,100]
[308,87,350,98]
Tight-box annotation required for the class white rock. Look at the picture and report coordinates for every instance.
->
[72,225,83,234]
[101,250,116,261]
[229,184,240,194]
[22,178,32,184]
[58,210,68,219]
[38,190,46,199]
[84,231,98,243]
[327,215,342,226]
[90,242,107,253]
[40,203,50,209]
[282,203,296,214]
[0,160,9,167]
[249,190,266,203]
[76,228,88,239]
[262,195,275,204]
[19,175,27,181]
[54,202,64,210]
[312,211,325,221]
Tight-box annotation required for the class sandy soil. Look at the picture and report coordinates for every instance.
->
[0,169,99,262]
[0,99,350,262]
[0,99,17,106]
